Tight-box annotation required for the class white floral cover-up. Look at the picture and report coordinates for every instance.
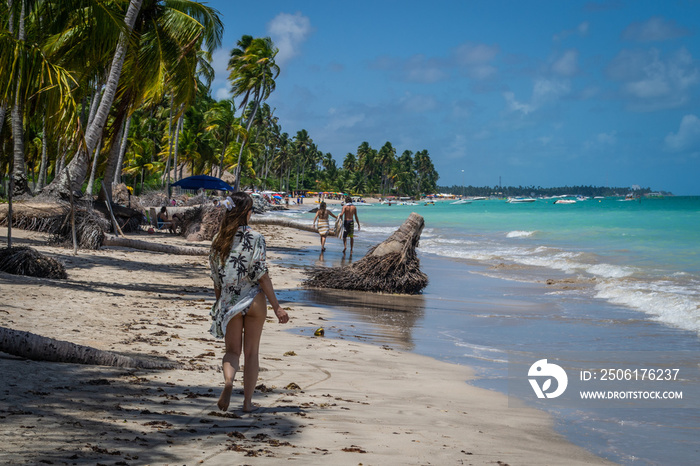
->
[209,226,268,338]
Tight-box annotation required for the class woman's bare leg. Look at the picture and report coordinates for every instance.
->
[217,314,243,411]
[242,292,267,412]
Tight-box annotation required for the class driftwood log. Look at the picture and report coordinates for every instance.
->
[305,212,428,294]
[103,235,210,255]
[0,326,181,369]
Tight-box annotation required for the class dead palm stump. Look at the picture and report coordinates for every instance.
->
[304,212,428,294]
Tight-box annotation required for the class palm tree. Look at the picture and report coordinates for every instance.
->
[377,141,396,197]
[293,129,312,190]
[343,152,357,172]
[204,98,242,176]
[122,138,159,194]
[43,0,143,197]
[228,36,279,191]
[43,0,222,198]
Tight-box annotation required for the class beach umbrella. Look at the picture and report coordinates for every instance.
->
[171,175,233,191]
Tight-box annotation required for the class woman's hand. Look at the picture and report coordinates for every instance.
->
[273,305,289,324]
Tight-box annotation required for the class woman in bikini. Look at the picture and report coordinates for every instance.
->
[312,201,337,252]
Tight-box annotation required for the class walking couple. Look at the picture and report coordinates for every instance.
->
[312,196,360,253]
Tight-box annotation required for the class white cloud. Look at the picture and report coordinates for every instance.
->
[553,21,590,41]
[453,42,499,65]
[445,134,468,159]
[532,78,571,104]
[215,86,231,101]
[665,114,700,152]
[503,91,534,115]
[622,17,690,42]
[399,93,438,113]
[324,107,367,132]
[552,49,579,77]
[597,131,617,145]
[267,12,313,66]
[503,79,570,116]
[404,55,447,83]
[607,47,700,111]
[453,42,499,80]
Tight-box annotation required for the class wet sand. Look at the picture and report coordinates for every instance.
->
[0,225,611,465]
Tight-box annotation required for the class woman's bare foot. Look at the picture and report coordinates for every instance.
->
[217,383,234,411]
[242,402,259,413]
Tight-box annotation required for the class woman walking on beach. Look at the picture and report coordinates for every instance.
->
[209,192,289,412]
[312,202,337,251]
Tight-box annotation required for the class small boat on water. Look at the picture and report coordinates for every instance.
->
[554,199,576,204]
[507,197,536,203]
[451,199,472,205]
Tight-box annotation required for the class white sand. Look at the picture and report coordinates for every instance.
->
[0,225,611,465]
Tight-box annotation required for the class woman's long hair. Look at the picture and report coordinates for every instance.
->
[211,192,254,263]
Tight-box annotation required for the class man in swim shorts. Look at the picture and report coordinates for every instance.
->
[339,196,361,253]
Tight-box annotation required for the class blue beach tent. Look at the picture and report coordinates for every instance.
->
[170,175,233,191]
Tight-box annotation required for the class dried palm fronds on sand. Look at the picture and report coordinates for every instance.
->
[305,212,428,294]
[0,246,67,279]
[47,208,109,250]
[1,202,113,249]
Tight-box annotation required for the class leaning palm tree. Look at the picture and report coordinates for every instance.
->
[42,0,144,198]
[228,36,280,191]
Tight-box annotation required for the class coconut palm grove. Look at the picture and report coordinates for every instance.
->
[0,0,439,200]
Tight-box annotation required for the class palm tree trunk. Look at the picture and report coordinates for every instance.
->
[43,0,144,197]
[0,105,6,141]
[173,112,183,182]
[11,0,28,196]
[114,115,131,185]
[37,114,49,191]
[85,138,102,196]
[0,326,180,369]
[103,235,209,255]
[234,88,264,191]
[99,120,125,202]
[162,95,174,186]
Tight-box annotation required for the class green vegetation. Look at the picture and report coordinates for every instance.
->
[0,1,439,200]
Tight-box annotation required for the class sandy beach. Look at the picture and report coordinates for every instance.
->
[0,224,611,465]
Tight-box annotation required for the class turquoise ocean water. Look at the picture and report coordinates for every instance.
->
[273,196,700,465]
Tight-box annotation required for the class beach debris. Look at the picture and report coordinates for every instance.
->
[0,246,67,279]
[314,327,325,336]
[304,212,428,294]
[284,351,297,356]
[0,200,143,249]
[285,382,301,390]
[102,235,209,255]
[0,326,181,369]
[341,445,367,453]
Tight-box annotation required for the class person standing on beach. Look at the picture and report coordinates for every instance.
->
[339,195,360,253]
[209,192,289,412]
[312,201,337,252]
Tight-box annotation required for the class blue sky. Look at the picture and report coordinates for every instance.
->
[204,1,700,195]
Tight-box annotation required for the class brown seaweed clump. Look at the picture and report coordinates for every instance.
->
[0,246,67,279]
[304,212,428,294]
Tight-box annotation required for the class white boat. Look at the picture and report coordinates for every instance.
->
[451,199,472,205]
[507,197,536,203]
[554,199,576,204]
